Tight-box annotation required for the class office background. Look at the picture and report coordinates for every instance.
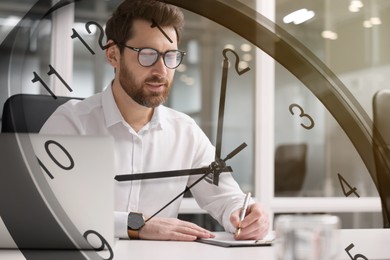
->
[0,0,389,229]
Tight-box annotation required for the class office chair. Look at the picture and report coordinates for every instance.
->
[274,143,307,196]
[1,94,82,133]
[372,89,390,228]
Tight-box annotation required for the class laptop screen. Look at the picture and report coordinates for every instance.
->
[0,133,115,253]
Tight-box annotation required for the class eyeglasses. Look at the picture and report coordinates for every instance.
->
[118,44,186,69]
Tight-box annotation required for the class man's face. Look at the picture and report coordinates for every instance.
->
[118,19,178,108]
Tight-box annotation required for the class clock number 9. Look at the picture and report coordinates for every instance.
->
[36,140,74,179]
[83,230,114,260]
[345,243,369,260]
[289,103,315,130]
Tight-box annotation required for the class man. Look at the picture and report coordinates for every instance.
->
[40,0,269,241]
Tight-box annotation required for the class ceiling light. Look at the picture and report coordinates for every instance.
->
[242,53,253,62]
[0,16,20,27]
[363,20,373,28]
[224,44,235,50]
[351,0,363,8]
[240,43,252,52]
[176,64,187,73]
[349,0,363,12]
[321,30,338,40]
[283,8,315,25]
[370,17,382,25]
[238,61,249,71]
[348,6,359,12]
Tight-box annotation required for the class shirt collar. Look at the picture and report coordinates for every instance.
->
[102,84,123,128]
[149,105,164,130]
[102,83,164,130]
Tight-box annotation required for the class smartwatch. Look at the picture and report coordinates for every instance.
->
[127,212,145,239]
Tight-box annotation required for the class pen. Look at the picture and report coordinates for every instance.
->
[236,192,251,237]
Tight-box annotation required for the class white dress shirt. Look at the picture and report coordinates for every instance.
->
[40,85,248,238]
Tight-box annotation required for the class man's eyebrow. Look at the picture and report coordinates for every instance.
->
[151,19,173,43]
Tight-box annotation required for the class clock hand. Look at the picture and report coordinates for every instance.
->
[209,48,251,186]
[145,142,247,222]
[114,142,247,182]
[114,166,232,182]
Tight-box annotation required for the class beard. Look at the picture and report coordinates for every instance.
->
[119,60,171,108]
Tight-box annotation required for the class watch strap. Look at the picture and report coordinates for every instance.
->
[127,229,140,239]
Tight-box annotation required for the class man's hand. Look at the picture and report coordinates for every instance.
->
[139,217,215,241]
[230,203,269,240]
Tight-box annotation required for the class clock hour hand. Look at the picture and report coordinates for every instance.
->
[114,166,232,182]
[114,142,247,184]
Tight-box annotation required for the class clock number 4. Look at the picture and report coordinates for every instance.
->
[36,140,74,179]
[345,243,369,260]
[337,173,360,198]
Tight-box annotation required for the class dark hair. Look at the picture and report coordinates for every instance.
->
[105,0,184,52]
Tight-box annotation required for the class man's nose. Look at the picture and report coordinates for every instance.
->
[151,56,168,77]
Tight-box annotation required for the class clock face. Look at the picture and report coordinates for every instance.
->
[1,0,389,259]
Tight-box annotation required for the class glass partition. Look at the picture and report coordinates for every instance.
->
[1,0,389,232]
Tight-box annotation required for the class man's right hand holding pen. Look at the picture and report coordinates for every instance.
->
[230,192,270,240]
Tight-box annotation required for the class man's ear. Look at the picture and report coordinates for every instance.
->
[106,40,119,68]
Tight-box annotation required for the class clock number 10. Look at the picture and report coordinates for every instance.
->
[36,140,74,179]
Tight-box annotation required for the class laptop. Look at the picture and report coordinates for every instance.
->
[0,133,115,252]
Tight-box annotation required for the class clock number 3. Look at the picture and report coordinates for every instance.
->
[36,140,74,179]
[289,103,315,130]
[345,243,369,260]
[338,173,360,198]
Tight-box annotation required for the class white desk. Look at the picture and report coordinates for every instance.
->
[1,229,389,259]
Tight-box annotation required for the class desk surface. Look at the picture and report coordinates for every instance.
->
[1,229,389,260]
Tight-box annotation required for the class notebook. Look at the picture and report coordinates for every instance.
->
[197,231,274,247]
[0,133,115,252]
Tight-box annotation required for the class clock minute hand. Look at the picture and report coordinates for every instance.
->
[210,48,251,186]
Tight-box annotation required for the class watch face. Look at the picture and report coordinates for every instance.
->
[128,213,145,230]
